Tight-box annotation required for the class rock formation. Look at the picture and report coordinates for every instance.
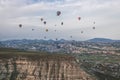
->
[0,53,95,80]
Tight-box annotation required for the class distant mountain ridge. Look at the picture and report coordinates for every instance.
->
[0,38,120,54]
[0,38,120,42]
[87,38,120,42]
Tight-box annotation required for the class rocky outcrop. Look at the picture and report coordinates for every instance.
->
[92,63,120,80]
[0,54,94,80]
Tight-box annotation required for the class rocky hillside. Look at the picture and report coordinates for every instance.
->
[0,49,95,80]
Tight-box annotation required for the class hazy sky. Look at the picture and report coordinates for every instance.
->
[0,0,120,41]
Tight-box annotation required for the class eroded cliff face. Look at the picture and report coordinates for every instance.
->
[0,54,94,80]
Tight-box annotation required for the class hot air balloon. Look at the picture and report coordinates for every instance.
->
[61,22,63,25]
[46,29,48,32]
[70,36,72,38]
[56,38,58,41]
[44,36,46,39]
[93,27,95,29]
[40,18,43,21]
[93,22,95,24]
[78,17,81,21]
[32,29,34,31]
[81,31,83,34]
[57,11,61,16]
[19,24,22,28]
[43,21,46,25]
